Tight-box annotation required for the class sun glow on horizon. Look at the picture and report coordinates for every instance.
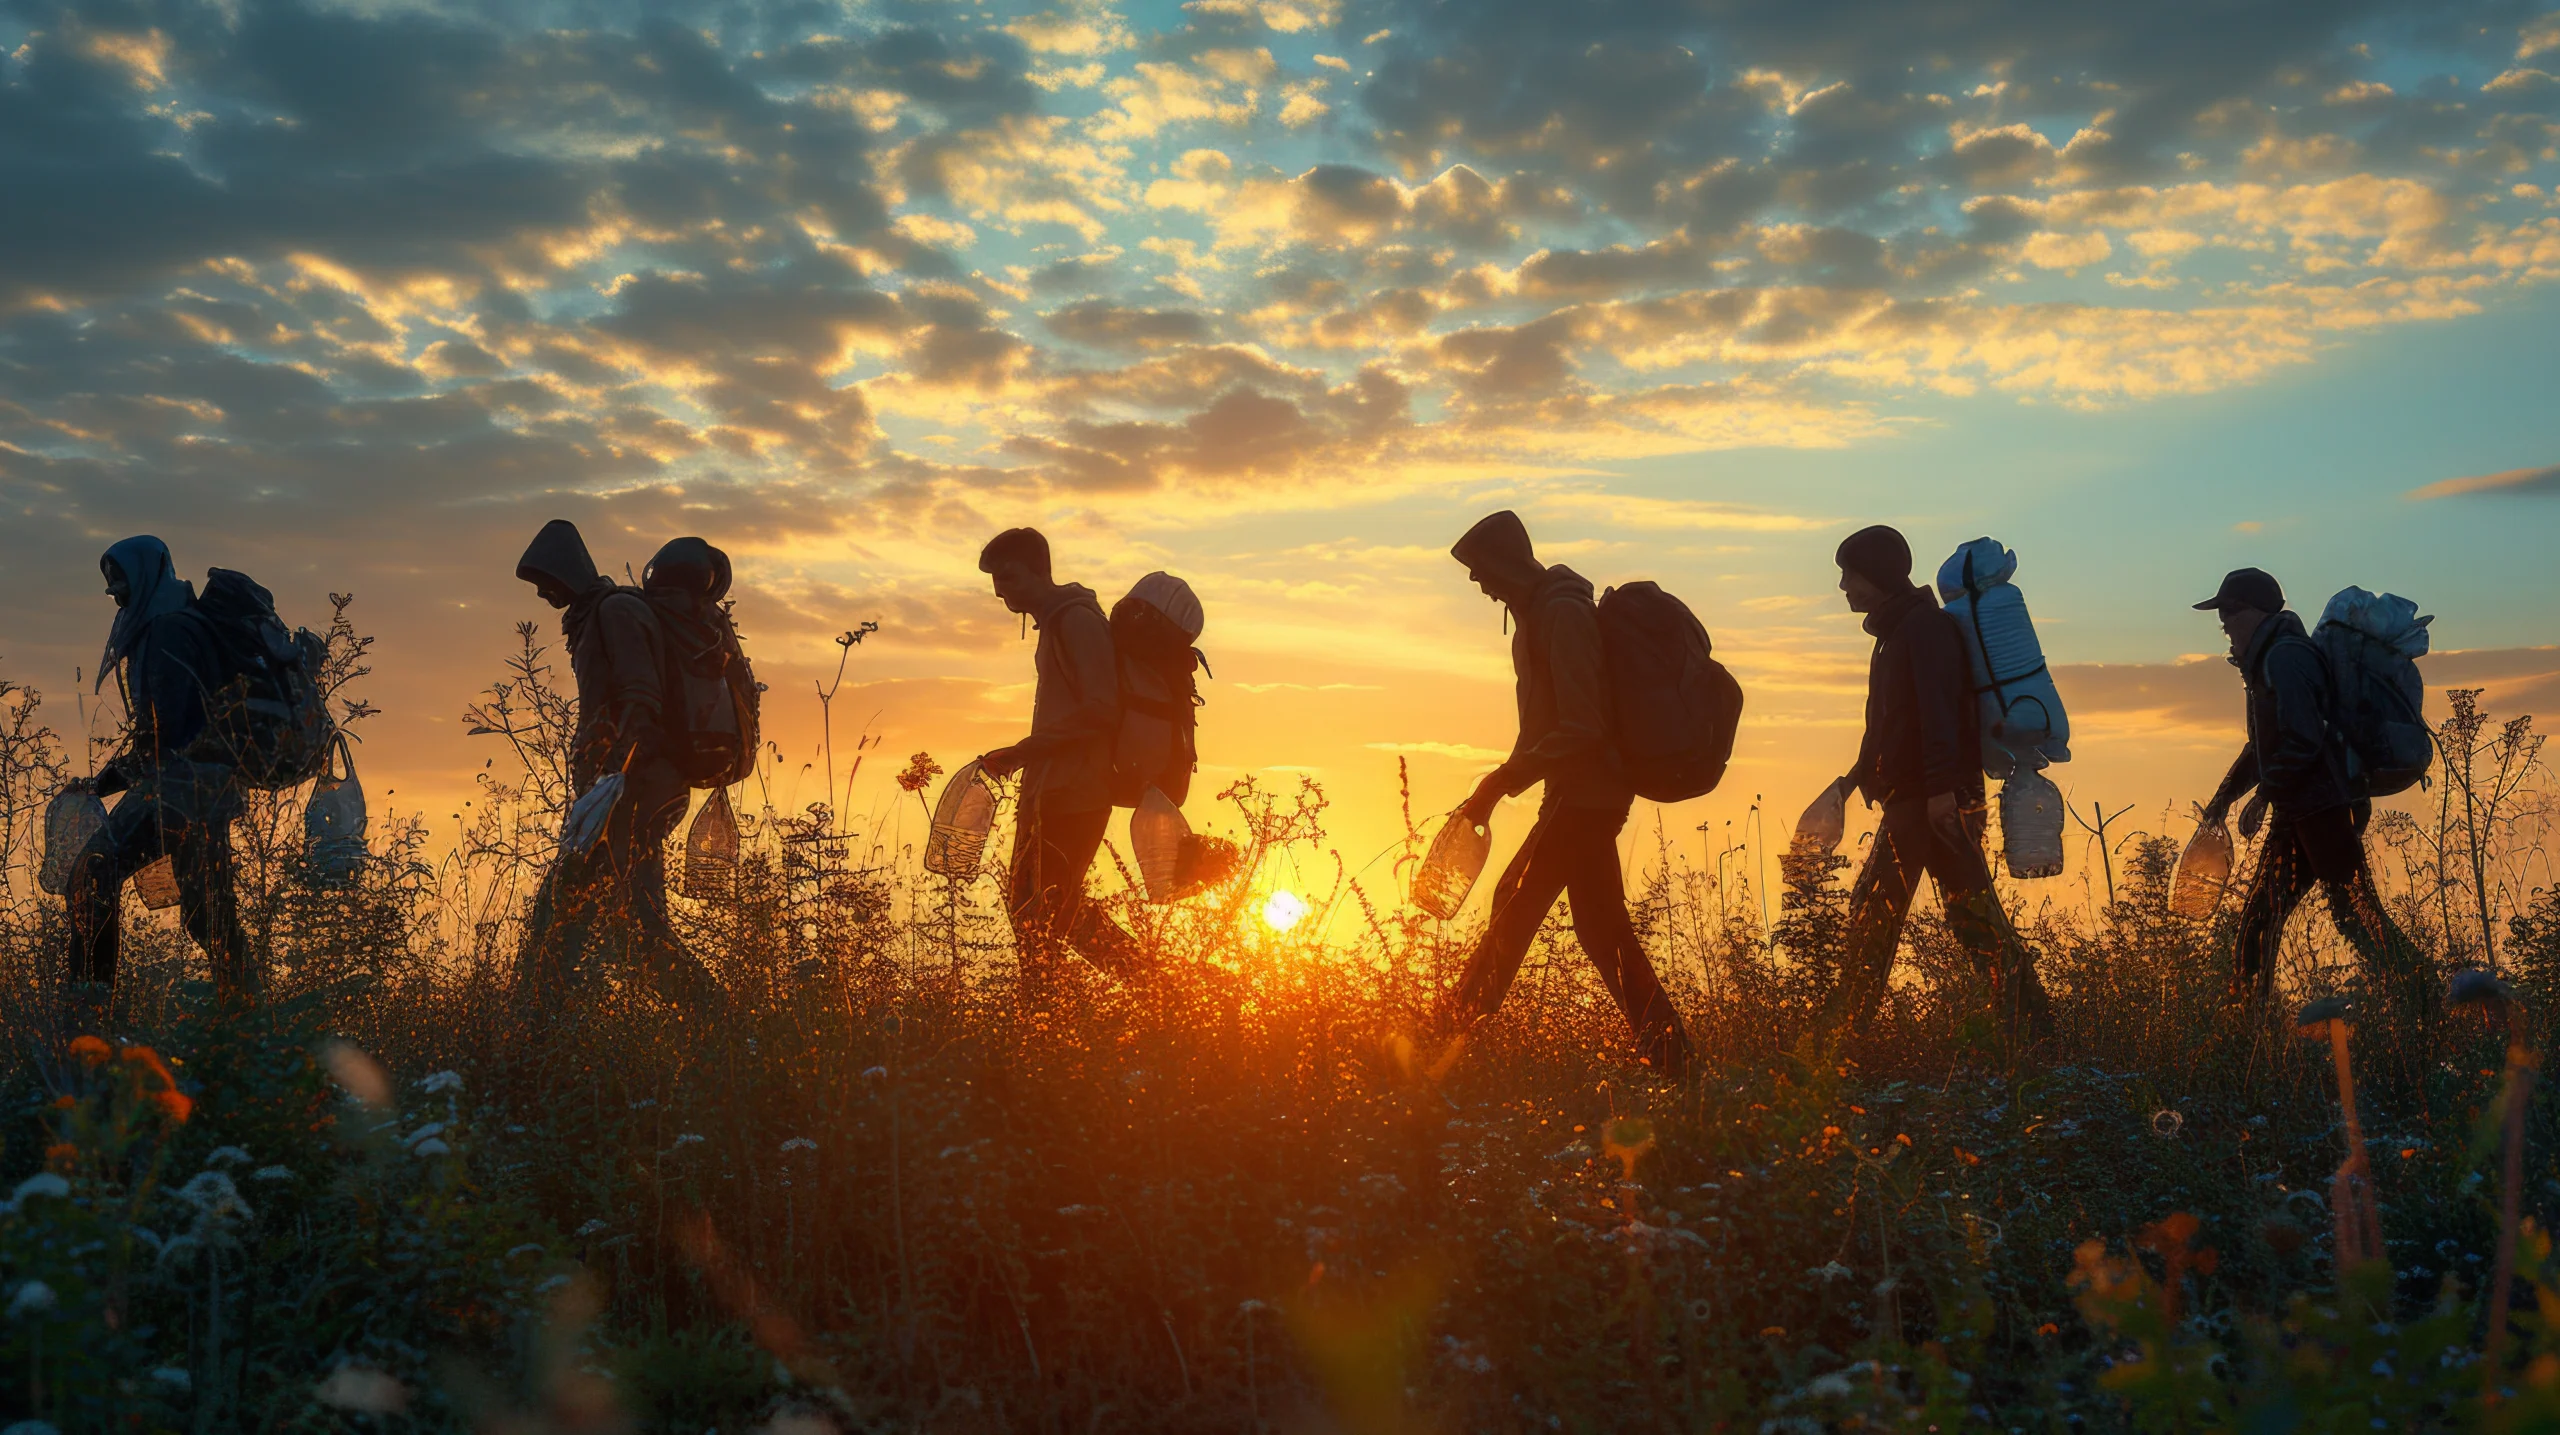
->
[1261,888,1310,933]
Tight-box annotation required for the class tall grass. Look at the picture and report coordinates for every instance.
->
[1,621,2557,1432]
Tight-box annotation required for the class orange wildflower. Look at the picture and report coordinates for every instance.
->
[151,1089,194,1124]
[44,1142,77,1171]
[68,1035,112,1067]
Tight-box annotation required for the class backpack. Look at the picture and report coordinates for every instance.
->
[2313,587,2433,797]
[1935,538,2071,777]
[1594,582,1743,804]
[1107,573,1207,808]
[178,568,336,790]
[645,590,761,790]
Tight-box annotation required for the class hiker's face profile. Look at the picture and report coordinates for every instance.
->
[988,558,1040,614]
[103,565,132,608]
[1838,566,1887,614]
[531,577,575,611]
[2219,604,2265,659]
[1466,565,1506,605]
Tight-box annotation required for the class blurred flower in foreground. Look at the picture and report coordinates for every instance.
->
[897,752,942,794]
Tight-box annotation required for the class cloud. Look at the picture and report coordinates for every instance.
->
[2407,463,2560,499]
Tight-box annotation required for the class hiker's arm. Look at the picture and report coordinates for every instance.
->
[595,595,666,770]
[2204,744,2256,822]
[1910,613,1976,798]
[2258,645,2329,796]
[1494,599,1610,797]
[1013,606,1118,760]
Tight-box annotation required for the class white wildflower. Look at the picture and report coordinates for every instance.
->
[780,1137,817,1153]
[403,1122,446,1147]
[671,1133,705,1148]
[574,1219,610,1237]
[251,1166,293,1182]
[505,1243,544,1260]
[412,1138,452,1158]
[175,1172,252,1222]
[861,1066,888,1080]
[202,1146,252,1168]
[1,1420,63,1435]
[11,1173,69,1205]
[415,1070,463,1094]
[7,1282,55,1318]
[1807,1260,1852,1282]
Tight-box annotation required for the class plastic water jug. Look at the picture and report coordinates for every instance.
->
[1794,781,1848,854]
[2171,820,2235,919]
[1999,767,2065,879]
[683,787,740,900]
[1132,786,1190,903]
[1412,813,1491,920]
[135,854,181,910]
[303,733,367,886]
[40,786,106,896]
[924,762,995,878]
[562,773,624,859]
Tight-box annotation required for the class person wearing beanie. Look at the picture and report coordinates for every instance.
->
[513,519,717,1011]
[1435,510,1692,1080]
[2194,568,2414,999]
[1821,524,2050,1040]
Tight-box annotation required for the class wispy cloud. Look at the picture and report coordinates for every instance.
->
[2407,463,2560,500]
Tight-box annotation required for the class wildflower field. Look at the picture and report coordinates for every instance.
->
[3,624,2559,1433]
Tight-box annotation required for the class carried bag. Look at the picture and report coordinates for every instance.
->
[1998,766,2065,880]
[41,786,107,896]
[1131,786,1191,903]
[2312,587,2433,797]
[924,762,996,878]
[1595,582,1744,804]
[302,733,367,885]
[1936,538,2072,777]
[647,589,762,790]
[1108,573,1208,808]
[2171,818,2235,920]
[1411,813,1492,920]
[135,854,181,910]
[179,568,335,790]
[683,787,740,899]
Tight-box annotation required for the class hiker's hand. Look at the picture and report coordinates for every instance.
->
[977,746,1024,779]
[1459,777,1502,828]
[2237,793,2268,841]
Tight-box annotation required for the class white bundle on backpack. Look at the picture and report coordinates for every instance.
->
[1936,538,2071,778]
[1108,573,1207,809]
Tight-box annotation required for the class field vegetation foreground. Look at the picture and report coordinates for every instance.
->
[2,624,2559,1433]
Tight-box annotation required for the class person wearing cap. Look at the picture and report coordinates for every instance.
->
[2195,567,2412,998]
[1435,510,1691,1080]
[977,527,1143,995]
[1818,524,2051,1040]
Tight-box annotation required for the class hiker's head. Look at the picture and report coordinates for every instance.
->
[2194,568,2283,657]
[517,519,603,611]
[645,537,730,601]
[1451,510,1542,606]
[101,556,132,608]
[99,537,172,610]
[1834,525,1912,613]
[980,527,1053,613]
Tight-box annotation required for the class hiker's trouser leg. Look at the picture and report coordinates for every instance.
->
[1909,802,2050,1036]
[1007,799,1132,989]
[1446,807,1576,1024]
[171,818,253,1000]
[2295,802,2424,997]
[2233,818,2320,997]
[613,760,715,1007]
[66,797,170,995]
[1551,805,1691,1077]
[1838,809,1926,1029]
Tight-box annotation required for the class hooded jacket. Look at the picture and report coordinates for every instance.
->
[1490,566,1628,811]
[518,521,666,792]
[96,537,221,788]
[1015,582,1119,813]
[2209,609,2350,821]
[1849,583,1981,806]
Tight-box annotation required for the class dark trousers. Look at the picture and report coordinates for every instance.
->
[518,758,714,1007]
[1839,797,2049,1035]
[1005,796,1142,992]
[2233,802,2413,996]
[1445,803,1691,1077]
[67,777,253,1000]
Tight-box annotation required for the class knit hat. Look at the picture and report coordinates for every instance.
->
[1835,524,1914,590]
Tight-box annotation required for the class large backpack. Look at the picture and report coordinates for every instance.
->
[1107,572,1207,808]
[1935,537,2072,777]
[645,590,761,790]
[1594,582,1743,804]
[178,569,336,790]
[2313,587,2433,797]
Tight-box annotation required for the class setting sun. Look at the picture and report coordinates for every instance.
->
[1260,889,1310,934]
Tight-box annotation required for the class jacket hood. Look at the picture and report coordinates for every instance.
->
[1862,580,1938,639]
[1452,508,1546,589]
[1535,564,1596,608]
[644,536,732,602]
[517,519,610,599]
[1033,582,1103,628]
[98,535,192,690]
[2239,607,2307,676]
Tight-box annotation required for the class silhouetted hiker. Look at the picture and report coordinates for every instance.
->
[2196,568,2416,1000]
[514,520,716,1010]
[1433,511,1691,1079]
[976,527,1143,995]
[1821,524,2051,1040]
[66,537,254,1007]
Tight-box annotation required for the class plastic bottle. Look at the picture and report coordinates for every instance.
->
[40,786,106,896]
[1412,813,1492,920]
[1999,767,2066,879]
[924,762,996,878]
[2171,820,2235,919]
[134,854,181,910]
[684,787,740,900]
[303,733,368,886]
[1131,786,1190,903]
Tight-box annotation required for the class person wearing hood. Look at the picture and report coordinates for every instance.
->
[66,536,257,1003]
[1435,511,1691,1080]
[976,527,1141,994]
[513,520,715,1008]
[1820,525,2050,1040]
[2195,568,2414,999]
